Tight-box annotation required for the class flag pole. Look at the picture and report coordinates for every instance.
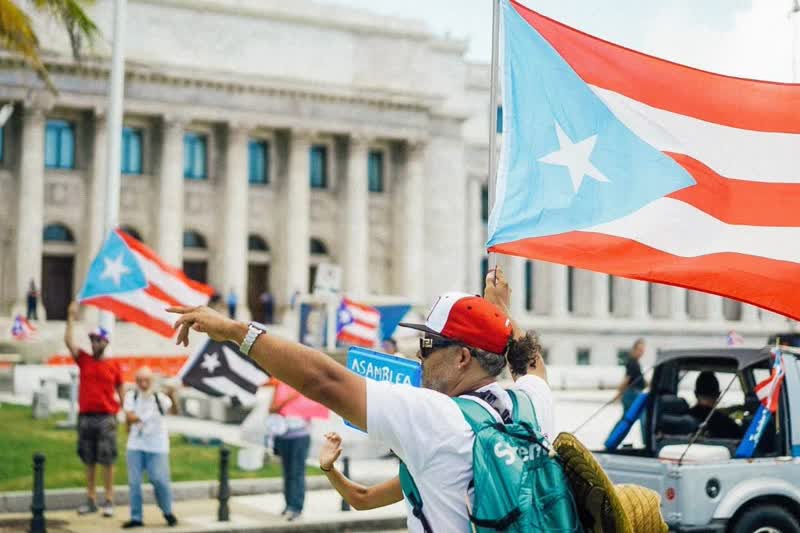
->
[99,0,128,335]
[487,0,502,274]
[792,0,800,83]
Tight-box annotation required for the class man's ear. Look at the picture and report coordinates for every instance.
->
[458,346,471,369]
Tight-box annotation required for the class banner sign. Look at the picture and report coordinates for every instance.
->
[345,347,421,430]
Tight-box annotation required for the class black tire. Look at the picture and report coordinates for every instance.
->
[731,505,800,533]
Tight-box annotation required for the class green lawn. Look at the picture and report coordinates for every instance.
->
[0,403,315,492]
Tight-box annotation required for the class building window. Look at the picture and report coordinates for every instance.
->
[45,120,75,169]
[182,230,207,249]
[617,349,631,366]
[567,266,575,313]
[481,185,489,223]
[481,257,489,290]
[525,261,534,312]
[368,150,384,193]
[248,234,269,252]
[310,145,328,189]
[119,226,142,242]
[183,133,207,180]
[248,140,269,185]
[576,348,591,366]
[496,105,503,134]
[540,348,549,364]
[647,283,654,316]
[0,125,4,162]
[121,127,143,175]
[43,223,74,242]
[608,276,615,314]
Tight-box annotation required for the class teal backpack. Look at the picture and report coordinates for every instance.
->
[399,389,581,532]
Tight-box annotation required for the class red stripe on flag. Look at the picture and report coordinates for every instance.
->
[82,296,176,338]
[510,1,800,133]
[337,331,375,348]
[115,229,215,296]
[143,284,182,308]
[343,298,380,315]
[490,233,800,320]
[665,153,800,227]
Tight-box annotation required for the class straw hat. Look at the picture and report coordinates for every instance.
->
[553,433,668,533]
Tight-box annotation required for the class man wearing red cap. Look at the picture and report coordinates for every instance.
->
[65,302,125,518]
[169,268,551,531]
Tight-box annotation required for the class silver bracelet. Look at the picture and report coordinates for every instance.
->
[239,323,266,356]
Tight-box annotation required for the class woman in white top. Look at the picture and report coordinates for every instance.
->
[122,367,178,529]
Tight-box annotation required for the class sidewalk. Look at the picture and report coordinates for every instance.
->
[0,490,407,533]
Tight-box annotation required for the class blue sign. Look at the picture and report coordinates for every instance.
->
[345,347,421,430]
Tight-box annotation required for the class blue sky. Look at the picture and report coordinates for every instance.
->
[316,0,796,82]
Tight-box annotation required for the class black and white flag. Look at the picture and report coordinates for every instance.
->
[177,340,269,406]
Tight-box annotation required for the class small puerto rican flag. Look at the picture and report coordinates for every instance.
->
[726,330,744,346]
[755,347,785,413]
[11,315,36,341]
[336,298,380,348]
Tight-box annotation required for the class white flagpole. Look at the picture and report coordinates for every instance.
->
[792,0,800,82]
[99,0,128,334]
[487,0,502,273]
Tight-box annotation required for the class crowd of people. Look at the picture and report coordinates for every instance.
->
[60,265,675,530]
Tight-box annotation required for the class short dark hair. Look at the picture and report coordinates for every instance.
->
[695,371,721,398]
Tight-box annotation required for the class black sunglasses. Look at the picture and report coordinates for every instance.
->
[419,336,461,359]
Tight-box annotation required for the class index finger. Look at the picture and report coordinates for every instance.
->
[166,306,194,314]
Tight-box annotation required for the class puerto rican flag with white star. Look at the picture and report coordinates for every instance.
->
[336,297,380,348]
[489,1,800,318]
[78,228,214,337]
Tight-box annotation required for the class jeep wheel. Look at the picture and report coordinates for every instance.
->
[731,505,800,533]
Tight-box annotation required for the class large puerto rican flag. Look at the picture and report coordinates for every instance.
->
[78,229,214,337]
[489,1,800,318]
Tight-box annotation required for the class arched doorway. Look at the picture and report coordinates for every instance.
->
[309,237,330,293]
[42,223,76,320]
[247,234,272,323]
[182,230,208,284]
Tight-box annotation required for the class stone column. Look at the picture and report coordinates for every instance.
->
[281,129,311,299]
[497,255,525,317]
[741,303,760,324]
[15,104,48,311]
[219,123,250,319]
[394,140,425,303]
[466,177,484,294]
[591,273,610,319]
[156,117,185,267]
[343,134,369,296]
[550,264,569,318]
[669,287,688,321]
[630,281,649,320]
[706,294,724,321]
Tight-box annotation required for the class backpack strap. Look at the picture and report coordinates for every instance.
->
[154,393,164,416]
[398,462,434,533]
[508,389,540,432]
[453,396,501,434]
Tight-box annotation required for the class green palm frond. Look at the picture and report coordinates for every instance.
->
[0,0,56,92]
[30,0,98,60]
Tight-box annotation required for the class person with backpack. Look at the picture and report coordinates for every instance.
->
[122,367,179,529]
[168,267,580,532]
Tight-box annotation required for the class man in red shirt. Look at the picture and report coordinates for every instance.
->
[65,302,124,518]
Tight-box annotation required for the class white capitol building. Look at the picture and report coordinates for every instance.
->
[0,0,780,363]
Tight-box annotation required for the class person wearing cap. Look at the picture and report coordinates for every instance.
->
[65,301,125,518]
[168,267,550,531]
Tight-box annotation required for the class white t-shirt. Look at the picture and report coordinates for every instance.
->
[367,375,554,533]
[123,390,172,454]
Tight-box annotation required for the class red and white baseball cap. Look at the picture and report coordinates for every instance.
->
[399,292,513,355]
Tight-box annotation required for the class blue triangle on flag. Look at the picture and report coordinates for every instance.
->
[78,231,148,300]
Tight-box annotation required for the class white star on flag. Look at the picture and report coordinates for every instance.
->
[201,352,221,374]
[538,122,610,193]
[339,309,353,326]
[99,253,131,287]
